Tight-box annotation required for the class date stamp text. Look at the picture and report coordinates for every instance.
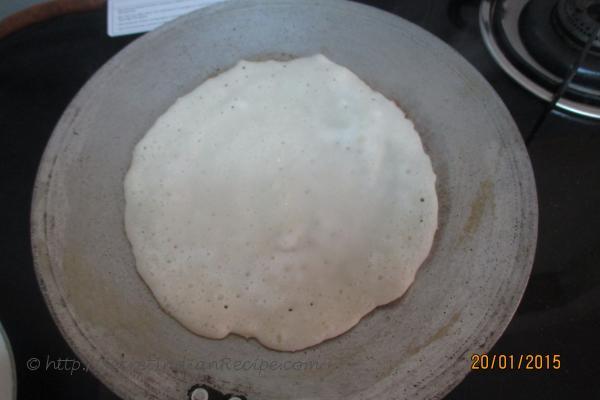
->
[471,354,561,370]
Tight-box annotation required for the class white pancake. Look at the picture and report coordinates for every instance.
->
[124,54,438,351]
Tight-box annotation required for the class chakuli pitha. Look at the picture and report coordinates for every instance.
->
[124,54,438,351]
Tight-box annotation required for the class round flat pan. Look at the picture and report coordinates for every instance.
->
[30,1,537,399]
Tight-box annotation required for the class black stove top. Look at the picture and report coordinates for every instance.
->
[1,1,599,399]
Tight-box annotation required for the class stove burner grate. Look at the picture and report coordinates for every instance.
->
[480,0,600,120]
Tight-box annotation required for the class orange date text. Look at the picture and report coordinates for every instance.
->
[470,354,560,370]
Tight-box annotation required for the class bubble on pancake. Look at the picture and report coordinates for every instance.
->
[124,54,438,351]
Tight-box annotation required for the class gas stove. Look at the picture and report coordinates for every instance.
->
[0,1,599,399]
[481,0,600,121]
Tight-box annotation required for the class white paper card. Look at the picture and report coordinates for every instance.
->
[107,0,222,37]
